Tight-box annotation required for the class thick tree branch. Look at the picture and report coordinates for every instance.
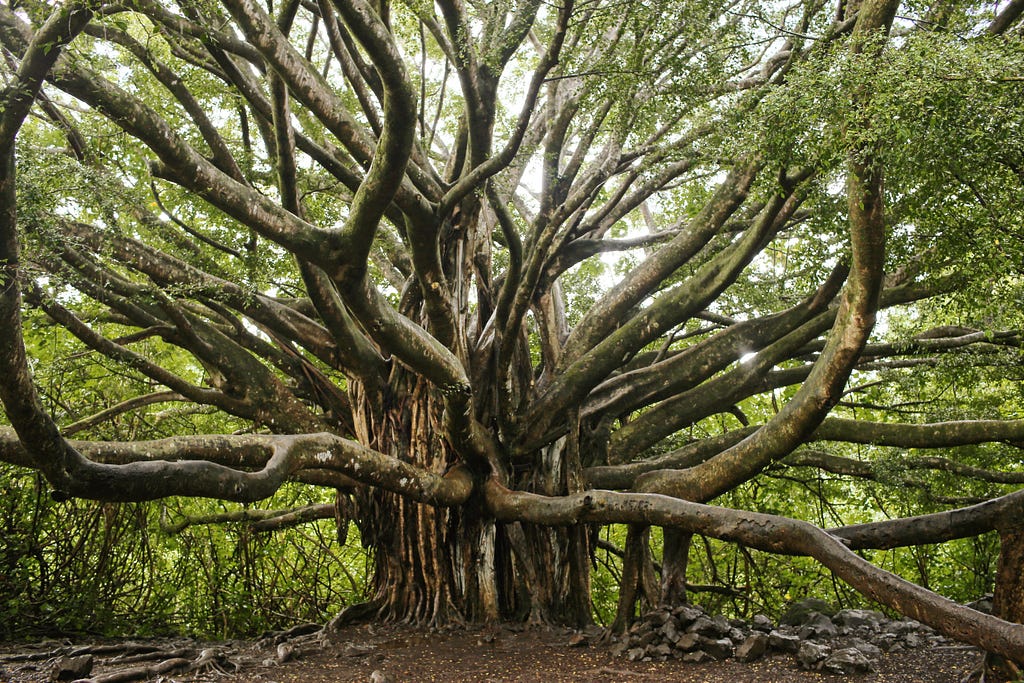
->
[0,427,472,505]
[0,1,96,490]
[484,480,1024,661]
[631,0,898,502]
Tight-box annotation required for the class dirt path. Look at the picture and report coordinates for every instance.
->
[1,623,984,682]
[236,624,980,683]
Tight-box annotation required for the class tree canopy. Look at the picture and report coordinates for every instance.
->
[1,0,1024,661]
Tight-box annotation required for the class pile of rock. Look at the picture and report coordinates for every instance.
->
[611,598,950,674]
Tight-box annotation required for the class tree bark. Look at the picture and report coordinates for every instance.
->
[352,373,592,626]
[351,373,488,625]
[991,525,1024,676]
[660,529,691,606]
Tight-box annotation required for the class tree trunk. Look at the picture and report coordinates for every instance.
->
[351,372,592,626]
[349,372,488,624]
[990,525,1024,677]
[660,529,691,606]
[611,525,659,632]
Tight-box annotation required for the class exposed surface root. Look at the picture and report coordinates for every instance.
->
[959,651,1022,683]
[0,625,331,683]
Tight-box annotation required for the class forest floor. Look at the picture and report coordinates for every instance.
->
[256,622,984,683]
[0,622,989,683]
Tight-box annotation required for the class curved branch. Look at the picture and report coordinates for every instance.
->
[484,480,1024,661]
[603,278,956,461]
[0,2,96,490]
[327,0,416,272]
[521,179,802,451]
[632,0,898,502]
[585,263,847,422]
[438,0,572,216]
[558,159,762,367]
[160,502,336,534]
[0,3,94,152]
[0,427,472,505]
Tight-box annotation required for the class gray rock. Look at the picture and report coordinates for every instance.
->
[872,633,898,651]
[885,618,922,635]
[768,629,801,653]
[699,637,734,660]
[902,632,923,648]
[651,643,673,659]
[822,647,873,674]
[832,608,885,630]
[687,615,729,638]
[967,594,994,614]
[798,612,839,640]
[276,642,297,663]
[673,632,700,652]
[630,630,658,648]
[844,637,882,660]
[644,608,673,626]
[781,598,836,626]
[659,619,680,643]
[369,670,393,683]
[50,655,93,682]
[673,604,705,623]
[735,632,770,662]
[611,598,948,672]
[728,627,747,643]
[796,641,831,670]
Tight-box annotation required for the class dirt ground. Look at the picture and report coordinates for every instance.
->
[0,623,986,683]
[253,624,981,683]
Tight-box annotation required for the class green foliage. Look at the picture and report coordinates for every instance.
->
[0,466,366,638]
[0,0,1022,639]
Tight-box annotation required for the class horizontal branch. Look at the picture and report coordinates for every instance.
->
[831,489,1024,550]
[484,480,1024,661]
[0,428,472,505]
[813,417,1024,448]
[160,502,334,534]
[787,448,1024,485]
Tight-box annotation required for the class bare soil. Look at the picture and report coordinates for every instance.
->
[257,624,981,683]
[0,623,985,683]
